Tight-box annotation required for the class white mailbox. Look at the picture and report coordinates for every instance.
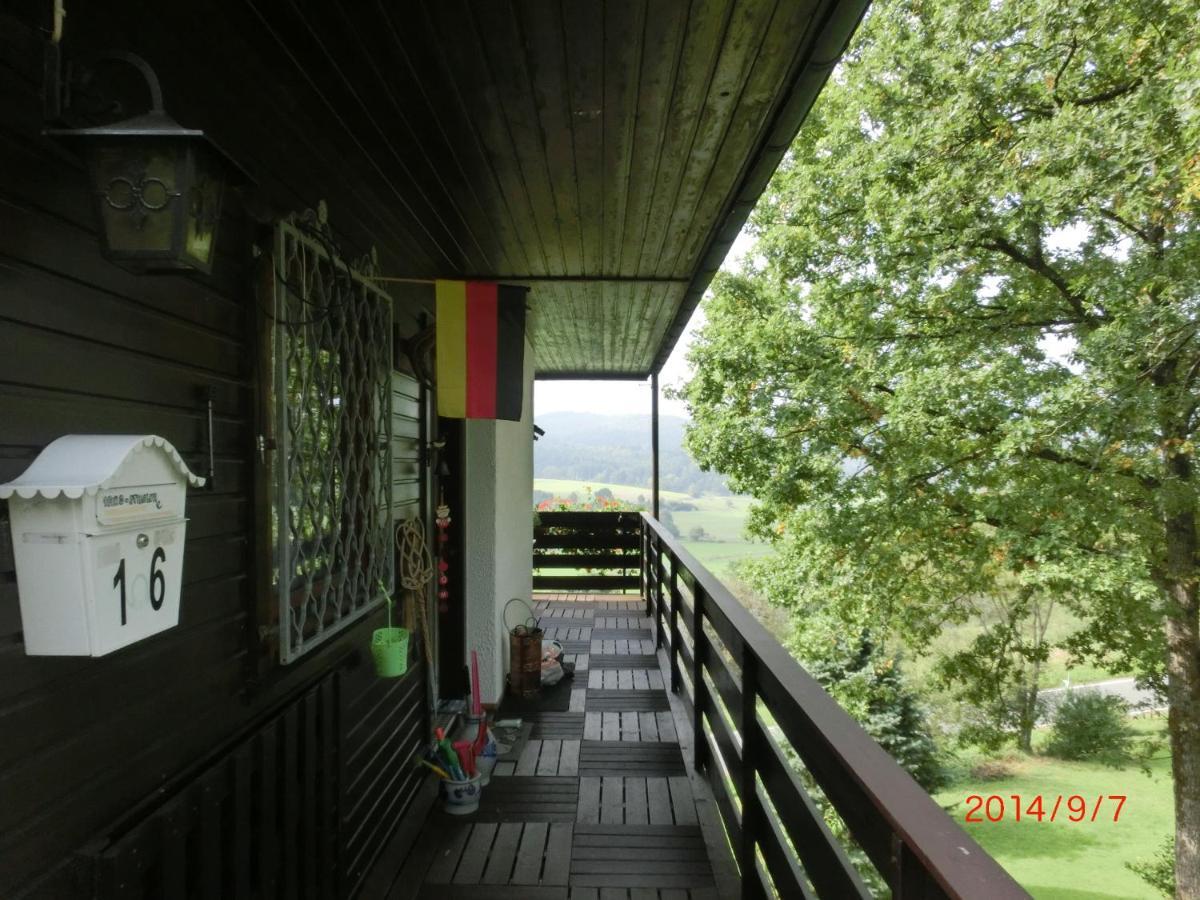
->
[0,435,205,656]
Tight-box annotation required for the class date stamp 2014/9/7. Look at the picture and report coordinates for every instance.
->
[964,794,1127,823]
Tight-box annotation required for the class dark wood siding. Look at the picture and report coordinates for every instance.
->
[0,10,432,897]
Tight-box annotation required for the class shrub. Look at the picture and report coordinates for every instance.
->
[969,758,1014,782]
[1126,836,1175,898]
[1044,691,1136,766]
[801,633,946,791]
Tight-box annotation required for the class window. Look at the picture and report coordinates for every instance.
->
[269,217,393,663]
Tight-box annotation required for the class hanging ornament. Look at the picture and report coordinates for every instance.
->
[435,492,452,614]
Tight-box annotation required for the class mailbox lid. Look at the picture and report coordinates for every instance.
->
[0,434,205,501]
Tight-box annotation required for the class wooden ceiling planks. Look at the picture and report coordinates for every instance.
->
[619,2,691,279]
[57,0,862,376]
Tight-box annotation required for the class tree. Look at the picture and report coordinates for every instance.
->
[680,1,1200,892]
[801,628,945,791]
[936,587,1055,753]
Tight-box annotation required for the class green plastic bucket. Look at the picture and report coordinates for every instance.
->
[371,627,409,678]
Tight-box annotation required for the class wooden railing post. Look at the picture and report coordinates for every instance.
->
[739,651,765,899]
[641,523,651,619]
[669,560,681,693]
[692,586,707,772]
[654,539,666,649]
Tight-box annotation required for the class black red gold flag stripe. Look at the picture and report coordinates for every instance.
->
[436,280,527,421]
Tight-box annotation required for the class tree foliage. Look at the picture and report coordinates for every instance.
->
[681,0,1200,891]
[799,630,946,791]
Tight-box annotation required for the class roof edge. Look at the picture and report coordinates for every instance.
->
[648,0,871,375]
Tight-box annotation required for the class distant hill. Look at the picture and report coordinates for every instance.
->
[533,412,731,497]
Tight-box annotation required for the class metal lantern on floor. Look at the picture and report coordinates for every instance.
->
[46,53,246,275]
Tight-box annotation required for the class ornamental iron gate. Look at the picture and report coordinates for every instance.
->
[271,216,393,664]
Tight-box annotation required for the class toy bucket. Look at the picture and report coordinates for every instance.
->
[371,627,410,678]
[442,774,483,814]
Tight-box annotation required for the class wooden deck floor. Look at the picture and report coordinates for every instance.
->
[377,595,733,900]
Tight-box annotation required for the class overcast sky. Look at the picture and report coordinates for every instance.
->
[535,232,753,419]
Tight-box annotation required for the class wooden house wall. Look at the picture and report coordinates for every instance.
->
[0,9,433,897]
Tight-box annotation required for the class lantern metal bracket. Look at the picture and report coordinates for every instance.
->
[44,48,166,129]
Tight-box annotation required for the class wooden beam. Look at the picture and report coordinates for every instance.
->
[651,372,660,521]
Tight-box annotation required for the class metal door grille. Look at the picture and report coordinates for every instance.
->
[272,219,393,663]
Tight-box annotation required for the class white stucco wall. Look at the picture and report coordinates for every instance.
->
[463,339,535,703]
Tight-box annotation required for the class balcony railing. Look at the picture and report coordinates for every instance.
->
[636,512,1029,899]
[532,510,642,593]
[532,511,1027,898]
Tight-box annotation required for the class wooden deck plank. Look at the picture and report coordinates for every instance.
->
[560,739,580,776]
[647,778,673,825]
[626,777,648,825]
[578,776,601,825]
[528,712,586,740]
[424,822,471,883]
[462,777,578,822]
[585,690,671,712]
[668,778,697,827]
[516,739,542,776]
[600,776,623,825]
[482,822,522,884]
[589,654,659,669]
[452,822,497,884]
[511,822,549,885]
[578,742,686,777]
[543,823,573,885]
[537,739,562,776]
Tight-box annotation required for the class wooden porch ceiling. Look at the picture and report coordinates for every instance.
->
[244,0,870,377]
[388,0,870,377]
[43,0,867,376]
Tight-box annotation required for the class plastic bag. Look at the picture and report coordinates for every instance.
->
[541,639,565,686]
[541,658,564,686]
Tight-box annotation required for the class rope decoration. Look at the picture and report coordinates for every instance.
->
[396,518,435,664]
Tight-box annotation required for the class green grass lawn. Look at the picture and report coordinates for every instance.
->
[935,720,1173,899]
[905,605,1129,692]
[676,538,774,579]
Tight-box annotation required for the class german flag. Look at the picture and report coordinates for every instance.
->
[435,280,527,421]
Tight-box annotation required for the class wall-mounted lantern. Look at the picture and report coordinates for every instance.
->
[45,53,247,275]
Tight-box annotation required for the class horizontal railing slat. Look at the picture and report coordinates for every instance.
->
[534,511,639,526]
[534,533,641,551]
[753,779,818,900]
[532,574,640,592]
[530,552,638,569]
[702,640,744,730]
[699,686,743,798]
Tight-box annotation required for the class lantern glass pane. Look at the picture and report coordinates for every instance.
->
[184,152,224,269]
[88,141,183,257]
